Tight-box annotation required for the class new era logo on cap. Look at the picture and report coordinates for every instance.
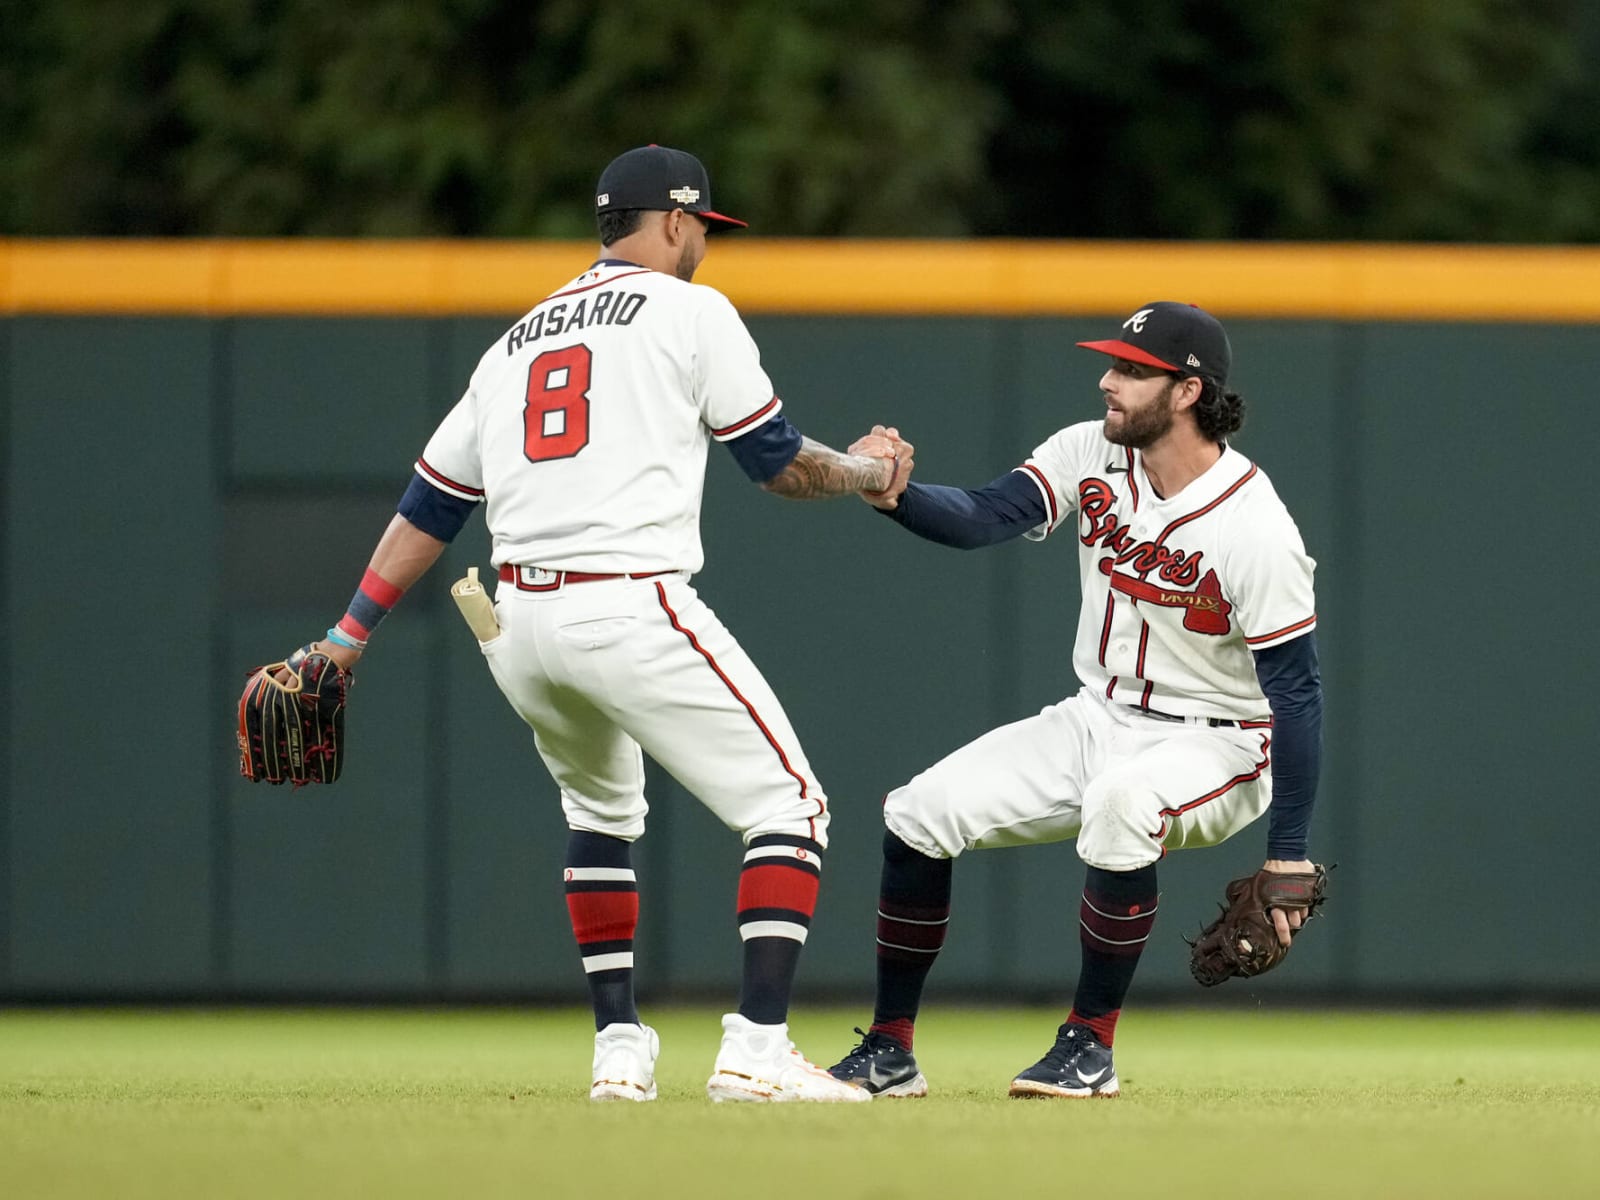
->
[1077,301,1232,387]
[594,145,747,231]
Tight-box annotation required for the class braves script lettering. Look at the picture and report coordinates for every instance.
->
[1077,479,1203,587]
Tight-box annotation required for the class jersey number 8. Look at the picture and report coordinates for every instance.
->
[522,345,592,462]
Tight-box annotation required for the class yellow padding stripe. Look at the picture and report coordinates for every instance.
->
[4,239,1599,321]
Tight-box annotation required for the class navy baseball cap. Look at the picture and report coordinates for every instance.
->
[1078,301,1231,387]
[595,145,748,232]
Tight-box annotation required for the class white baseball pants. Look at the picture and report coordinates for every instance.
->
[480,573,828,847]
[884,687,1272,870]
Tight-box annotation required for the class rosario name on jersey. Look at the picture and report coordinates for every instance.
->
[1018,422,1317,722]
[416,261,784,575]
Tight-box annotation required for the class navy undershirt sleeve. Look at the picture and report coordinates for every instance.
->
[725,413,805,483]
[1252,632,1324,860]
[397,472,480,542]
[881,473,1049,548]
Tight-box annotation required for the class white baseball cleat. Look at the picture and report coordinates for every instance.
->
[591,1022,659,1102]
[706,1013,872,1103]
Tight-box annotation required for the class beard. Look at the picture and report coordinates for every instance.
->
[675,241,699,282]
[1104,381,1177,448]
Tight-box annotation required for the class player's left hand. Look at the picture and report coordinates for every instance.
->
[1187,862,1330,986]
[1261,858,1315,945]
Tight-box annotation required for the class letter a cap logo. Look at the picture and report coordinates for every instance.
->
[1076,301,1233,387]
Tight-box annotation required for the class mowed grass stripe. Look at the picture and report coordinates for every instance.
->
[2,1008,1597,1199]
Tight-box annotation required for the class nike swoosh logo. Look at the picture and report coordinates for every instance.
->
[867,1062,904,1087]
[1105,464,1128,474]
[1075,1066,1108,1085]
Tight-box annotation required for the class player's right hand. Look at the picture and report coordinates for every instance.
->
[850,425,914,509]
[315,639,364,672]
[848,424,895,459]
[851,428,915,508]
[270,638,361,686]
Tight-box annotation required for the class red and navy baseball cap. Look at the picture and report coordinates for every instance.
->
[595,145,748,232]
[1077,301,1231,387]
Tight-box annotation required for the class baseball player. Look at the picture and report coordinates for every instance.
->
[282,146,902,1103]
[827,302,1323,1098]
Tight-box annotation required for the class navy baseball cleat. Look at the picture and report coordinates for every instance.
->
[1008,1023,1119,1099]
[828,1027,929,1098]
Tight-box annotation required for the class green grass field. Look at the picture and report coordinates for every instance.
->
[3,1006,1597,1199]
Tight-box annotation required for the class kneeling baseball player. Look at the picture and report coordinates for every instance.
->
[827,302,1329,1099]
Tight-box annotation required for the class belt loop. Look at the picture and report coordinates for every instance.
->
[1124,702,1238,729]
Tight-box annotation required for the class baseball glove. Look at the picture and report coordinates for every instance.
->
[1187,865,1330,986]
[236,644,353,786]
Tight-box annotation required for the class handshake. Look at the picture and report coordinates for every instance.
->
[849,424,916,510]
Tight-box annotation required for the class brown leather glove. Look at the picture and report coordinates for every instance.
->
[1188,865,1330,986]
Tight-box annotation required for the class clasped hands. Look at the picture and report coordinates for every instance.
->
[849,424,915,509]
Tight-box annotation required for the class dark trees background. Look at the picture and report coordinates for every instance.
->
[3,0,1597,239]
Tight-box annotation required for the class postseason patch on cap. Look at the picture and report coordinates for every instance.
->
[594,145,749,230]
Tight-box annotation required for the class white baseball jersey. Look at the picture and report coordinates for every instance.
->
[883,422,1317,869]
[422,258,829,852]
[1018,422,1316,722]
[417,261,783,574]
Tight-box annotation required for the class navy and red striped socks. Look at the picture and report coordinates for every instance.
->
[869,831,953,1051]
[1069,863,1159,1046]
[563,831,641,1030]
[736,833,823,1025]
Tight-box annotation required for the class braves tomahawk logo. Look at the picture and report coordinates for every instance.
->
[1098,559,1232,634]
[1079,479,1232,635]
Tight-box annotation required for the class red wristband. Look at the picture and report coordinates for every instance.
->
[338,568,407,644]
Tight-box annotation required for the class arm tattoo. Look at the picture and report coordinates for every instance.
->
[762,436,893,500]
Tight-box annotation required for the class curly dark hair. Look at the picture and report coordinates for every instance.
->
[1191,378,1245,444]
[598,208,647,246]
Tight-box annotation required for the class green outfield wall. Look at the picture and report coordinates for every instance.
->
[2,242,1596,1003]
